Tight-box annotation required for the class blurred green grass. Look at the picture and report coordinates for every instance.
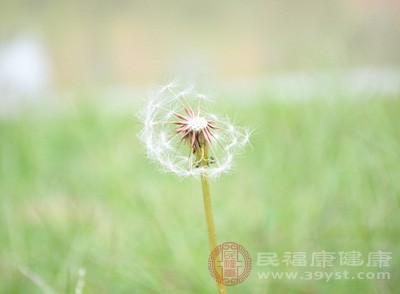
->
[0,96,399,293]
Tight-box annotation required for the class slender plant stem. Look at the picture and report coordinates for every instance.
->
[201,173,227,294]
[194,140,227,293]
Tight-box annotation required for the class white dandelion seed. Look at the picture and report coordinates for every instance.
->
[138,82,251,179]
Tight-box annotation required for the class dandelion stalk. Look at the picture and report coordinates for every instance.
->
[197,145,227,293]
[200,174,216,252]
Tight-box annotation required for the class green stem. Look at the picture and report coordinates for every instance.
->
[193,139,226,293]
[201,173,227,294]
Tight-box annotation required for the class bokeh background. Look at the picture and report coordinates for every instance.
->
[1,1,399,293]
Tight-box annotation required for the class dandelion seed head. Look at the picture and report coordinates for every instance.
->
[187,116,208,131]
[139,81,250,179]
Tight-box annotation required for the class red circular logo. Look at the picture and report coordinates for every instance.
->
[208,242,252,286]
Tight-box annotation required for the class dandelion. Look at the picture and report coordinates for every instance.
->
[139,81,250,178]
[139,81,251,293]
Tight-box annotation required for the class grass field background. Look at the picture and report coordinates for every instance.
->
[0,91,399,293]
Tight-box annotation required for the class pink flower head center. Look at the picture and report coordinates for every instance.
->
[187,116,208,132]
